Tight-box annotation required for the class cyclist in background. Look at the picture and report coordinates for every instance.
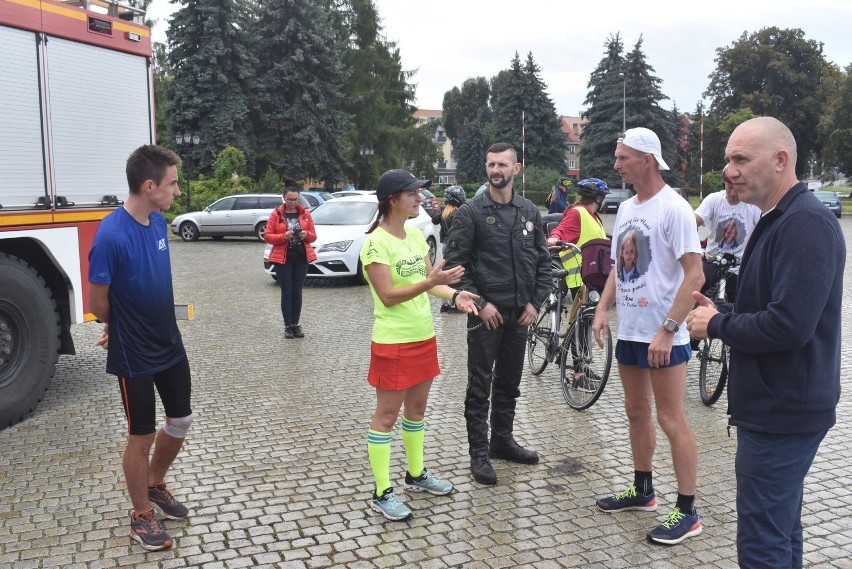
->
[432,186,467,312]
[547,178,609,298]
[694,166,761,302]
[547,177,573,214]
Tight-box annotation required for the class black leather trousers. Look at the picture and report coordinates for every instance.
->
[464,306,527,457]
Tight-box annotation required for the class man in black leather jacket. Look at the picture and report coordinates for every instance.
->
[443,142,551,485]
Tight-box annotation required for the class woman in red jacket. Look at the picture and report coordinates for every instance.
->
[264,181,317,338]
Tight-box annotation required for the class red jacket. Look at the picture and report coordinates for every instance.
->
[264,204,318,264]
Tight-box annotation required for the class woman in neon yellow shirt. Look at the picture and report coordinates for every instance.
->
[360,169,479,521]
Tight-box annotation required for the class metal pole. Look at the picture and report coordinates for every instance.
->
[622,76,626,191]
[521,110,526,197]
[700,113,704,200]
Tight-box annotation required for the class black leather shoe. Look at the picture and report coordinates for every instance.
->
[490,440,539,464]
[470,455,497,485]
[292,325,304,338]
[284,326,294,339]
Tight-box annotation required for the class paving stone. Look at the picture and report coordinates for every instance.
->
[2,225,851,567]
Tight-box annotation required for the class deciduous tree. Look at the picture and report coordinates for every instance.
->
[705,27,830,176]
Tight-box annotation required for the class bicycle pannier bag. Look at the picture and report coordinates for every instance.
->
[580,238,612,292]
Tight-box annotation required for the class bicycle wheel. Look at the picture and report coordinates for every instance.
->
[559,313,612,410]
[698,338,728,406]
[527,295,555,375]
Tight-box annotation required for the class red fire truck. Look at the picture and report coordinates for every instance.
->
[0,0,154,427]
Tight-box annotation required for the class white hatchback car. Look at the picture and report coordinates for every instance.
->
[264,194,437,284]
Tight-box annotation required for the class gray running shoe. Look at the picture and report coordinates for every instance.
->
[148,483,189,520]
[404,469,453,495]
[370,488,412,521]
[130,509,173,551]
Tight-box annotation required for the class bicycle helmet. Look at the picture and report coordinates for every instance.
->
[576,177,610,198]
[443,185,466,206]
[557,176,573,188]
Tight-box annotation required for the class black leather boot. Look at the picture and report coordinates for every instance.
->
[470,455,497,485]
[489,439,539,464]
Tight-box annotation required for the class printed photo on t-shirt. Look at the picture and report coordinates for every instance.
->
[617,228,651,283]
[714,217,745,254]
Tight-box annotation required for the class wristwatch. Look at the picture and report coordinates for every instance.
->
[662,318,679,333]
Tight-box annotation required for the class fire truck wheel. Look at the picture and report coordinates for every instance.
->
[0,254,60,428]
[179,222,200,241]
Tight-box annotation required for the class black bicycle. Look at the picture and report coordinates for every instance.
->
[696,254,739,406]
[558,285,612,410]
[526,243,575,375]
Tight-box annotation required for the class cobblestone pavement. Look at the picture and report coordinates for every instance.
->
[1,213,851,568]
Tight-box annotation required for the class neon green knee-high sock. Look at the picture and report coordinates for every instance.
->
[401,416,425,478]
[367,429,392,496]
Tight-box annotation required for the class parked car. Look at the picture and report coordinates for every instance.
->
[420,188,441,216]
[301,190,335,209]
[600,188,635,213]
[263,195,437,284]
[812,190,842,218]
[331,190,374,199]
[171,193,309,242]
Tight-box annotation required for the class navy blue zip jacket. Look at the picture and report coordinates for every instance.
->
[708,182,844,434]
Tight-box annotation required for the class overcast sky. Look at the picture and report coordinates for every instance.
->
[147,0,852,117]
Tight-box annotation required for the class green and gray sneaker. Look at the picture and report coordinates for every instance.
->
[370,488,412,521]
[403,469,453,496]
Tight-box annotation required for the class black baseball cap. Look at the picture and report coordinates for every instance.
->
[375,169,431,201]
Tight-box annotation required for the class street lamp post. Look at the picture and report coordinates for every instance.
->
[619,72,626,190]
[174,133,200,211]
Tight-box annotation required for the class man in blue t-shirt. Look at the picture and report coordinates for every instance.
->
[88,145,193,552]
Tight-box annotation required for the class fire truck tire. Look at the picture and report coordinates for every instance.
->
[0,254,61,428]
[179,222,199,241]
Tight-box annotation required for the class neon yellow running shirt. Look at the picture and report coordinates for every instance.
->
[360,225,436,344]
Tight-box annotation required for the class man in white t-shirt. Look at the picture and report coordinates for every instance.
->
[695,166,761,301]
[591,128,705,546]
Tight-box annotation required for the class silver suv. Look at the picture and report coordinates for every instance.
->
[170,193,309,242]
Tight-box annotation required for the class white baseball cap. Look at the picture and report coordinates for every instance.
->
[618,127,670,171]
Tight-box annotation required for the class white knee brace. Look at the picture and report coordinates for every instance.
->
[162,413,194,439]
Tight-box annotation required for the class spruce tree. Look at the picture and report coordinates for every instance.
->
[491,52,565,173]
[622,36,677,185]
[254,0,351,183]
[442,77,491,182]
[521,53,567,173]
[581,35,676,186]
[580,34,625,187]
[491,55,528,152]
[166,0,256,177]
[337,0,434,189]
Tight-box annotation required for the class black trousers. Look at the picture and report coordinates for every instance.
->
[465,306,527,457]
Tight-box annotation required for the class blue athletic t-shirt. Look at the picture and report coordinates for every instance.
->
[88,207,186,377]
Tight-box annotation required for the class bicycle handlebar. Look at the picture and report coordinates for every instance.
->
[548,240,580,252]
[706,252,740,268]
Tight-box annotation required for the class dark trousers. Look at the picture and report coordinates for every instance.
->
[465,306,527,457]
[275,257,309,327]
[736,427,828,569]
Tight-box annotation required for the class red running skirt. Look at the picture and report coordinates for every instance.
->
[368,336,439,390]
